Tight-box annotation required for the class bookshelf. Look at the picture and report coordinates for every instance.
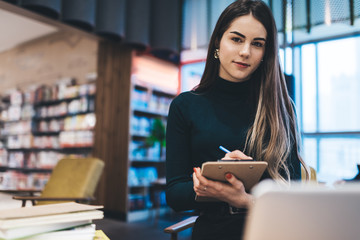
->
[125,55,178,220]
[0,81,96,190]
[128,84,174,215]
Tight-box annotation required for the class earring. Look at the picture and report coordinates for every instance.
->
[214,49,219,59]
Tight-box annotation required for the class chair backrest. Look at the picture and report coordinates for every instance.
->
[301,166,317,182]
[37,157,104,205]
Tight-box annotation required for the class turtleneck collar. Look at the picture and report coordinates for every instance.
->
[208,76,253,99]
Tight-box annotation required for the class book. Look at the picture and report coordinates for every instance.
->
[0,210,103,229]
[0,202,103,220]
[21,223,96,240]
[94,230,110,240]
[0,202,103,240]
[0,220,94,239]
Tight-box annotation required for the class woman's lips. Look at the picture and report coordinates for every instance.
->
[234,61,250,68]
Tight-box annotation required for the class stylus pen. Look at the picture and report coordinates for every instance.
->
[219,145,231,153]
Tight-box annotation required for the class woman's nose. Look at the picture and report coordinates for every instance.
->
[239,44,250,58]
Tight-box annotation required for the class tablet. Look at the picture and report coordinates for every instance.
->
[195,161,268,202]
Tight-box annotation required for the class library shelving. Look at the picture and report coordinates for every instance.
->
[120,55,179,221]
[0,81,96,190]
[128,81,175,221]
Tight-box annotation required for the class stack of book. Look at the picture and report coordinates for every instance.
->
[0,202,105,240]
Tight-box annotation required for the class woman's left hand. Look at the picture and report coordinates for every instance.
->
[193,167,254,208]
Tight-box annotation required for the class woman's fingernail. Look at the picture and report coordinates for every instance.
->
[226,173,232,179]
[193,167,196,172]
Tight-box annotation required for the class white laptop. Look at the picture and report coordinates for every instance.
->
[243,180,360,240]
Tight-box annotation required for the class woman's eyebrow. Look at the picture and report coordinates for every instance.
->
[229,31,266,42]
[230,31,246,38]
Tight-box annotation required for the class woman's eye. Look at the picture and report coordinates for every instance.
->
[252,42,264,47]
[231,37,242,43]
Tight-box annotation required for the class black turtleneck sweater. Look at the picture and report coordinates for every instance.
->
[165,77,301,212]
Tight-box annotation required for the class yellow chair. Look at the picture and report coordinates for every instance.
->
[164,166,317,240]
[11,157,104,207]
[301,166,317,182]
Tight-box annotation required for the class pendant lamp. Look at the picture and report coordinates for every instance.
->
[125,0,151,50]
[95,0,126,41]
[20,0,61,19]
[62,0,96,32]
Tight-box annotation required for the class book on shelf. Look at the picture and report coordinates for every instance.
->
[0,202,104,240]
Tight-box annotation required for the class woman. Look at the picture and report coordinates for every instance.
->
[166,0,309,239]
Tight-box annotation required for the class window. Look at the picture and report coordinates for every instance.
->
[317,38,360,132]
[300,44,317,133]
[297,36,360,183]
[180,61,206,92]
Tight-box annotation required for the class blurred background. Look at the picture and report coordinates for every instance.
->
[0,0,359,226]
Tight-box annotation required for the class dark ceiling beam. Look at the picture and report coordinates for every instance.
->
[306,0,311,33]
[349,0,354,26]
[282,0,287,46]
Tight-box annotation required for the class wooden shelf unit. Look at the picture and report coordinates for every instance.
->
[94,47,179,221]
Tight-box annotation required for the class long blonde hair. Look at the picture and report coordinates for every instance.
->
[244,65,307,182]
[194,0,309,181]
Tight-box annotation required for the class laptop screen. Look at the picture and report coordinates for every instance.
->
[244,181,360,240]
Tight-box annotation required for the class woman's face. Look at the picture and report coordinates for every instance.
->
[218,14,267,82]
